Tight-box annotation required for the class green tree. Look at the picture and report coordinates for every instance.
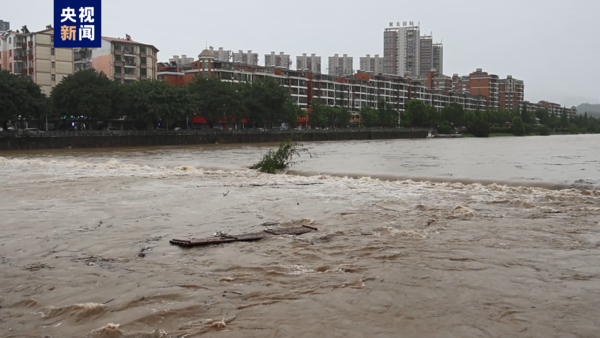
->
[521,103,532,124]
[442,103,465,125]
[511,116,526,136]
[468,120,490,137]
[189,75,245,127]
[281,99,305,128]
[560,111,569,128]
[360,107,378,127]
[0,70,48,123]
[51,69,118,122]
[308,103,328,128]
[404,99,429,127]
[377,99,399,127]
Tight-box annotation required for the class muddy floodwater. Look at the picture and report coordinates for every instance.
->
[1,135,599,338]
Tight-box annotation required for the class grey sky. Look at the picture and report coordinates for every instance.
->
[4,0,599,106]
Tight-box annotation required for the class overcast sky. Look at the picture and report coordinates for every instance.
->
[4,0,599,106]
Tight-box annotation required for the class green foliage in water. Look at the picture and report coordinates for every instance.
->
[251,140,311,174]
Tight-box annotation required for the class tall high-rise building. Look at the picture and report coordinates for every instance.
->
[296,53,321,73]
[432,42,443,74]
[0,20,9,33]
[359,54,383,74]
[383,21,420,77]
[233,50,258,65]
[265,52,290,68]
[419,35,433,76]
[328,54,353,77]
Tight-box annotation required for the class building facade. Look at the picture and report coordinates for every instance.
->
[0,20,9,33]
[359,54,383,74]
[419,35,433,76]
[383,21,420,77]
[499,75,524,111]
[468,68,499,109]
[296,53,321,73]
[74,35,159,83]
[1,25,73,95]
[328,54,353,77]
[432,42,443,74]
[265,52,290,69]
[210,47,231,62]
[233,50,258,65]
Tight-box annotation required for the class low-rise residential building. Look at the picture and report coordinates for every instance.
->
[1,24,73,95]
[74,35,159,83]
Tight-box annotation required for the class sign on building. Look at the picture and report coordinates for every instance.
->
[54,0,102,48]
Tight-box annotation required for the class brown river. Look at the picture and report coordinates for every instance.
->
[1,134,599,338]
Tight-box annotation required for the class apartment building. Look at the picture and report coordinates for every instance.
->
[0,20,9,33]
[296,53,321,73]
[233,50,258,65]
[359,54,383,74]
[265,52,290,68]
[467,68,499,109]
[383,21,420,77]
[432,42,443,74]
[499,75,524,111]
[328,54,353,77]
[524,101,577,118]
[170,55,194,66]
[419,35,433,77]
[1,25,73,95]
[157,51,487,116]
[210,47,231,62]
[74,35,158,83]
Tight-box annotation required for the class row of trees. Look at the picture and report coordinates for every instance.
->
[1,69,304,129]
[2,69,598,134]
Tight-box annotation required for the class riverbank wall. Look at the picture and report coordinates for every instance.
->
[0,130,429,151]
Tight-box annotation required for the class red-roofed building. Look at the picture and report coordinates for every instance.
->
[74,35,159,83]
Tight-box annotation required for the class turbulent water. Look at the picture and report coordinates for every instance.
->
[1,135,599,338]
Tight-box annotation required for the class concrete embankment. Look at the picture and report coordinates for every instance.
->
[0,130,428,151]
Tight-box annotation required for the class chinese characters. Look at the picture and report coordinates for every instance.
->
[59,7,96,41]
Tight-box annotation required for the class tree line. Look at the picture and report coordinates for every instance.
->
[1,69,598,135]
[0,69,304,130]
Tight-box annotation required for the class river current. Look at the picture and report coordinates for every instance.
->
[0,135,599,338]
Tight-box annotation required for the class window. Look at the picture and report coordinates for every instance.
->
[9,62,12,70]
[51,74,55,82]
[115,55,121,61]
[9,50,11,57]
[52,62,55,68]
[140,46,146,53]
[8,37,11,44]
[140,57,146,65]
[114,66,121,74]
[140,68,146,76]
[51,48,55,56]
[51,35,54,42]
[114,44,121,50]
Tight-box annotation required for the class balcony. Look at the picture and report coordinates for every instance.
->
[124,72,137,79]
[123,46,136,55]
[114,60,124,67]
[124,61,137,67]
[114,48,122,55]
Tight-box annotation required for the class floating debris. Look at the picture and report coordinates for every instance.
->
[170,225,318,248]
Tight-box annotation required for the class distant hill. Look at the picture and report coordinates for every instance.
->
[577,103,600,117]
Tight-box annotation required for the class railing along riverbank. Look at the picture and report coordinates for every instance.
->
[0,128,432,151]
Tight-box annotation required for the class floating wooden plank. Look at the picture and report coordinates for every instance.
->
[170,225,318,248]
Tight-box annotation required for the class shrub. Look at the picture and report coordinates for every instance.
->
[251,139,311,174]
[437,122,453,134]
[539,125,551,136]
[468,120,490,137]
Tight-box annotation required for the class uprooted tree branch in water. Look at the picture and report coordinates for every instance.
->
[251,139,311,174]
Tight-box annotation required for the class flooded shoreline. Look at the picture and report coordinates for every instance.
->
[1,136,599,337]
